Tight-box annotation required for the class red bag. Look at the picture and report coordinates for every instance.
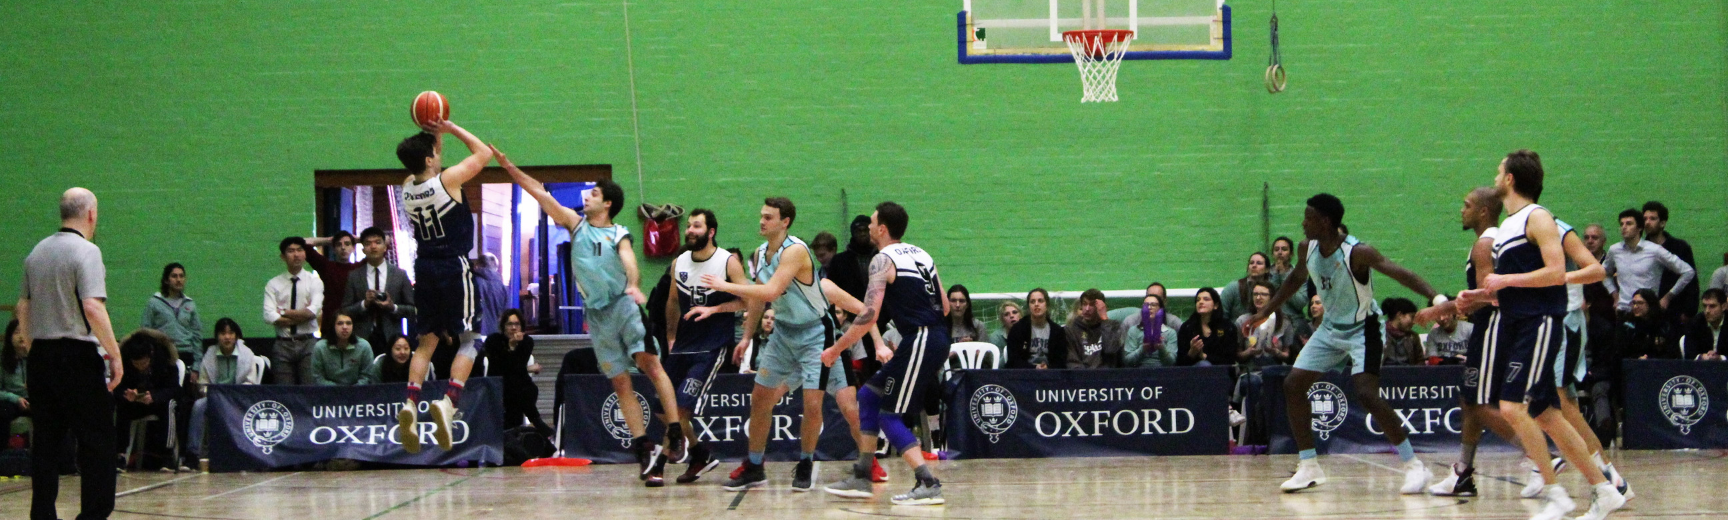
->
[638,204,685,258]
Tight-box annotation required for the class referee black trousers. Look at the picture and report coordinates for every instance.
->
[28,339,116,520]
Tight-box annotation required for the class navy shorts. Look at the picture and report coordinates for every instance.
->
[663,348,724,415]
[413,256,477,339]
[1462,308,1494,406]
[1479,311,1563,417]
[867,326,951,415]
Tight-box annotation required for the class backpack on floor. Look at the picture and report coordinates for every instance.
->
[502,426,553,466]
[0,449,29,477]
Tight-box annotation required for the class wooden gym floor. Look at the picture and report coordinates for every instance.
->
[2,450,1722,519]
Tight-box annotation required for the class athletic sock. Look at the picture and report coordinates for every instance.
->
[1395,439,1416,463]
[1299,449,1317,461]
[800,451,814,462]
[748,451,764,466]
[1461,442,1478,469]
[1591,451,1607,470]
[406,382,422,404]
[855,450,877,476]
[914,465,937,486]
[446,379,464,406]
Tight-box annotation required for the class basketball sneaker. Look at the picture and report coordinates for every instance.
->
[634,440,662,482]
[1427,463,1477,497]
[1604,463,1633,500]
[871,459,889,483]
[1521,459,1546,499]
[1573,482,1625,520]
[721,462,767,491]
[677,443,719,484]
[665,423,687,464]
[824,464,876,499]
[645,445,667,488]
[397,401,421,454]
[1400,459,1429,494]
[427,397,455,451]
[792,459,814,492]
[1280,459,1326,492]
[1531,484,1576,520]
[891,480,945,506]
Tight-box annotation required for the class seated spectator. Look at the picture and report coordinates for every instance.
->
[1422,310,1473,365]
[1219,253,1272,321]
[484,310,553,436]
[308,313,374,386]
[0,320,28,454]
[947,285,986,343]
[1685,288,1726,360]
[987,301,1021,347]
[188,318,262,464]
[1123,294,1177,368]
[1120,283,1183,341]
[1379,298,1422,366]
[1177,287,1238,366]
[1289,293,1325,361]
[1147,283,1185,329]
[1619,289,1678,359]
[113,330,182,471]
[1710,252,1728,294]
[1269,237,1312,318]
[1006,288,1070,369]
[1235,281,1299,370]
[1062,289,1124,369]
[366,336,414,384]
[141,262,204,375]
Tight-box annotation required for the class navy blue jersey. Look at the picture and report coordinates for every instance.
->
[1465,227,1499,291]
[1493,204,1567,317]
[672,248,738,353]
[401,174,475,259]
[878,242,944,335]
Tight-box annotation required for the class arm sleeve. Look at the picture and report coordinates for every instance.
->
[308,343,332,385]
[1658,248,1697,297]
[79,247,107,300]
[263,280,283,324]
[308,277,326,320]
[394,273,417,317]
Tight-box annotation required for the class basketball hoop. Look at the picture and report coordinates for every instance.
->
[1062,29,1134,103]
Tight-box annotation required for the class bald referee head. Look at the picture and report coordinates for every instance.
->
[18,186,122,520]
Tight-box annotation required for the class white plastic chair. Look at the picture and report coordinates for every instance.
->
[943,341,1002,382]
[1678,336,1688,359]
[124,359,185,472]
[253,356,270,384]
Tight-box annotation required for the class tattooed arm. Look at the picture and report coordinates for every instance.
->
[825,253,891,364]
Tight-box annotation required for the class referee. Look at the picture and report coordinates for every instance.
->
[17,188,123,520]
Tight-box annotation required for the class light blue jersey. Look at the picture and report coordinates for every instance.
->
[752,236,829,328]
[1307,235,1376,328]
[569,221,632,311]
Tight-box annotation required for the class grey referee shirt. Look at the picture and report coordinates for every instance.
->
[20,228,106,343]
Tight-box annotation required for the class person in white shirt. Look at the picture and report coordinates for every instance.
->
[263,237,323,385]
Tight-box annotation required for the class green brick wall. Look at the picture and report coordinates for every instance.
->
[1,1,1722,332]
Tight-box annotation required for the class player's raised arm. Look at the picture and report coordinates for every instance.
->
[493,146,581,229]
[433,121,492,192]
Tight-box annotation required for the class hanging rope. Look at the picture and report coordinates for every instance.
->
[1265,0,1286,94]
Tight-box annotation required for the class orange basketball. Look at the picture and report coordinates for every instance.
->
[411,91,449,129]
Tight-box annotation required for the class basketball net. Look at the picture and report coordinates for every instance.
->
[1062,30,1134,103]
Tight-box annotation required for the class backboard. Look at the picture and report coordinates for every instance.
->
[959,0,1230,64]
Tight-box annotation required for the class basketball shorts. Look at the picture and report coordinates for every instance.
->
[866,326,952,415]
[663,348,724,415]
[413,256,476,339]
[1463,308,1495,406]
[754,319,848,395]
[1478,311,1563,416]
[1292,315,1383,376]
[1556,309,1588,390]
[586,295,647,379]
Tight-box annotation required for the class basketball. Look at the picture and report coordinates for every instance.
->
[411,90,449,129]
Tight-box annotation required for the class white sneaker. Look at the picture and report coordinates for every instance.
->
[1531,485,1576,520]
[1603,463,1633,501]
[428,397,455,451]
[1427,463,1477,496]
[1572,482,1625,520]
[1400,459,1429,495]
[1520,459,1545,499]
[397,401,421,454]
[1280,459,1326,493]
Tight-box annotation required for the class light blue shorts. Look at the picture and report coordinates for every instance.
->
[1292,317,1383,376]
[753,320,845,394]
[1557,309,1589,388]
[586,295,647,379]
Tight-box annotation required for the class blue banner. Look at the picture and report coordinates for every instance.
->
[558,374,856,463]
[1622,360,1728,450]
[1262,366,1518,454]
[206,379,504,472]
[944,367,1232,459]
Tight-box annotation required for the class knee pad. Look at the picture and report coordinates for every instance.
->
[857,386,882,435]
[879,412,918,452]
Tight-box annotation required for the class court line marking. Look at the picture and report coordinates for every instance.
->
[360,467,488,520]
[116,474,198,498]
[1339,453,1527,488]
[111,509,248,520]
[200,471,301,500]
[727,489,747,510]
